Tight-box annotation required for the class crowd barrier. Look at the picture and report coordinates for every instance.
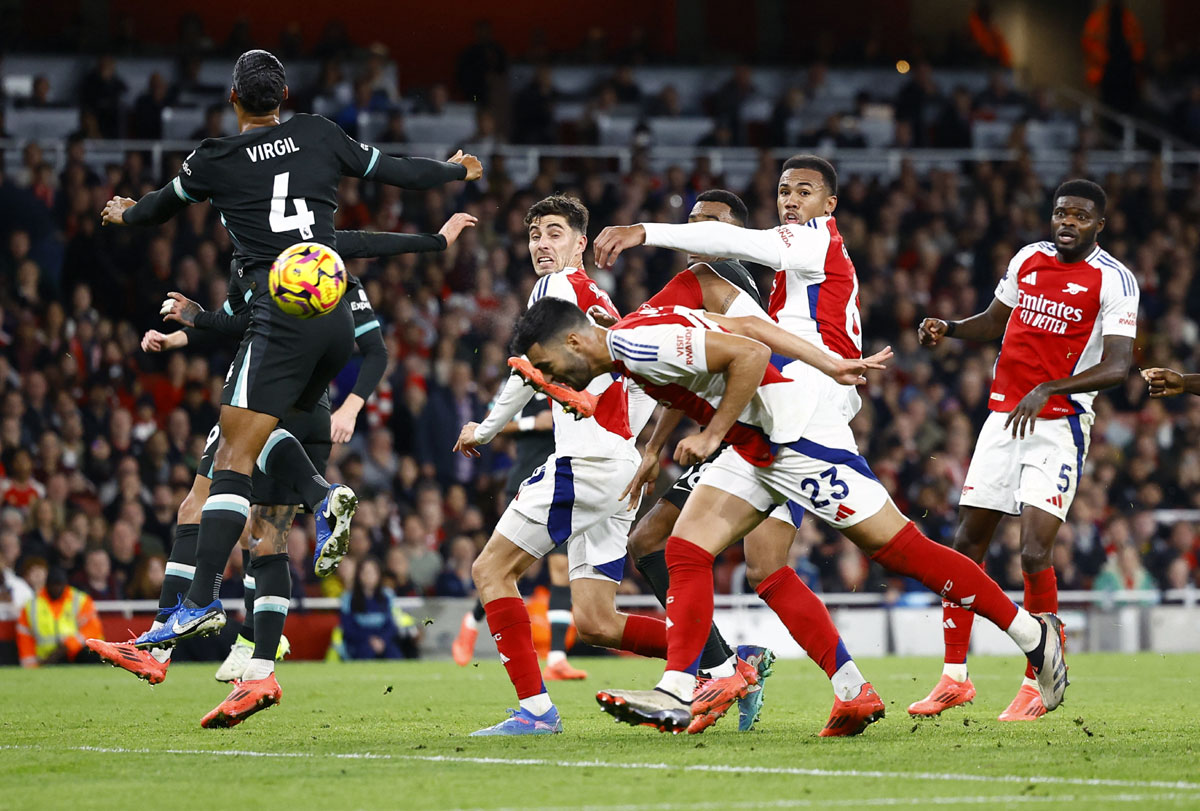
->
[3,588,1181,663]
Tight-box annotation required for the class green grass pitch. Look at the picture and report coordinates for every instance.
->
[2,653,1197,810]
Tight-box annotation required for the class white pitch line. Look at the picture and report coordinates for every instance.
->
[2,745,1198,793]
[454,793,1200,811]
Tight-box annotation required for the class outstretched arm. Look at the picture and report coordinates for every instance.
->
[367,150,480,189]
[103,185,190,227]
[453,374,537,457]
[918,297,1013,346]
[336,213,477,258]
[593,221,826,270]
[1143,368,1200,398]
[706,313,892,385]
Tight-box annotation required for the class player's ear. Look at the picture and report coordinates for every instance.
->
[824,194,838,216]
[282,85,289,102]
[1095,216,1105,236]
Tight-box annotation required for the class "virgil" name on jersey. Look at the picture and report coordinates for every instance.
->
[245,138,301,162]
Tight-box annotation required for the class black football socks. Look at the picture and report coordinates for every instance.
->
[157,523,199,623]
[257,429,331,511]
[186,470,252,607]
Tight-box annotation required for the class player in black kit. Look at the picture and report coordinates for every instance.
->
[86,216,475,727]
[98,50,480,711]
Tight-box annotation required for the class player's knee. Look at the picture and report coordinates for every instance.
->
[951,528,984,559]
[470,553,496,590]
[178,489,202,525]
[626,524,661,560]
[573,605,619,647]
[1020,546,1052,573]
[744,560,776,591]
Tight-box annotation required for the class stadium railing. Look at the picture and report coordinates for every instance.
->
[77,588,1200,662]
[6,138,1200,194]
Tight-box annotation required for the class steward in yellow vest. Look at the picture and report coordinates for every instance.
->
[16,567,103,668]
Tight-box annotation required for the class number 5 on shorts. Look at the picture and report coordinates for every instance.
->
[1057,463,1072,494]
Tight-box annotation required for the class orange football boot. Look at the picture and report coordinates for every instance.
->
[908,674,976,716]
[507,357,597,419]
[819,683,886,737]
[200,674,283,729]
[542,658,588,680]
[451,613,478,667]
[998,682,1046,721]
[87,639,168,685]
[687,670,754,734]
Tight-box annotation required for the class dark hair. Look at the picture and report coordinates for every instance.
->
[1053,179,1107,216]
[511,297,590,356]
[781,154,838,196]
[523,194,589,235]
[232,50,286,115]
[695,189,749,225]
[351,555,384,614]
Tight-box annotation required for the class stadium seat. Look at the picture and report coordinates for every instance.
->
[972,120,1013,149]
[595,115,638,146]
[647,116,713,146]
[6,107,81,139]
[404,113,477,146]
[1026,120,1079,153]
[2,55,82,105]
[856,117,896,148]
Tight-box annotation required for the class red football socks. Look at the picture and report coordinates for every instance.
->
[942,560,985,665]
[619,613,668,659]
[483,597,544,699]
[664,536,716,674]
[871,521,1019,631]
[756,566,844,678]
[1022,566,1058,678]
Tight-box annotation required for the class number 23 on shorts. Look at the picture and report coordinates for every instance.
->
[799,466,850,509]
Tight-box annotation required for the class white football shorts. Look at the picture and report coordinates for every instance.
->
[496,454,639,582]
[959,410,1091,522]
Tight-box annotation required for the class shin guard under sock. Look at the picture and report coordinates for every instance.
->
[637,548,734,671]
[618,613,668,659]
[484,597,545,700]
[187,470,252,606]
[250,553,290,662]
[871,521,1019,631]
[664,537,716,675]
[158,523,199,622]
[1022,566,1058,679]
[755,565,847,678]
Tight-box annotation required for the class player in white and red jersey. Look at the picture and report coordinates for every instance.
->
[451,195,674,736]
[912,179,1137,722]
[595,155,864,393]
[595,157,902,733]
[512,297,1068,734]
[618,188,894,735]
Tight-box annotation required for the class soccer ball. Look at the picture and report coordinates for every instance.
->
[268,242,347,318]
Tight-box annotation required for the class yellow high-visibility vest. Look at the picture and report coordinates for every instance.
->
[27,589,84,660]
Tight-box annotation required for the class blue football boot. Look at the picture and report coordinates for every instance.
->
[736,645,776,731]
[133,598,227,649]
[312,484,358,577]
[470,706,563,736]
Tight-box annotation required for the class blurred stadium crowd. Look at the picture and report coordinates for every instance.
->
[2,15,1200,638]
